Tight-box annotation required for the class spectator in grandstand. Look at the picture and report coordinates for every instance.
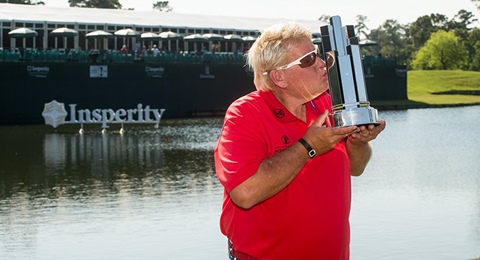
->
[120,45,127,54]
[151,45,160,57]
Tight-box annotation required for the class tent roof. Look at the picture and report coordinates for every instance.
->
[0,3,326,34]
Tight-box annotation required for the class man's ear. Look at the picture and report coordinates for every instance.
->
[269,70,288,89]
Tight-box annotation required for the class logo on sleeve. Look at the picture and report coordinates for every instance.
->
[274,135,291,153]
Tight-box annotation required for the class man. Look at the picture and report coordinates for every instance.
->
[214,21,386,259]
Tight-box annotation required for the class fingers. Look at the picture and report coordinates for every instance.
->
[309,110,358,138]
[324,111,332,127]
[313,110,330,128]
[331,125,358,136]
[366,120,386,137]
[350,120,386,141]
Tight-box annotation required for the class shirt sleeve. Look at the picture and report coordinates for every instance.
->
[214,97,269,193]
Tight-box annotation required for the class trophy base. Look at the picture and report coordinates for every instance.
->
[332,106,379,127]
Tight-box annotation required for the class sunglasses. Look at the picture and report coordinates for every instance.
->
[262,46,335,75]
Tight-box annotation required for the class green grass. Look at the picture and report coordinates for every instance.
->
[406,70,480,105]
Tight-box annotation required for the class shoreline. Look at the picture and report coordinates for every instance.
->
[373,101,480,111]
[191,101,480,118]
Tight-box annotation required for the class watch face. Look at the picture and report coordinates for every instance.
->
[308,149,317,158]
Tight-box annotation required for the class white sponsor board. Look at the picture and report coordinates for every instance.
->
[145,66,165,78]
[42,100,166,132]
[27,65,50,78]
[200,65,215,79]
[90,65,108,78]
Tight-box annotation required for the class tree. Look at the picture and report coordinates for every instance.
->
[68,0,122,9]
[469,40,480,70]
[0,0,44,4]
[355,8,479,70]
[411,30,468,70]
[152,1,172,12]
[407,15,438,49]
[465,28,480,70]
[442,9,478,37]
[317,15,330,24]
[429,13,449,29]
[355,15,370,40]
[368,19,408,63]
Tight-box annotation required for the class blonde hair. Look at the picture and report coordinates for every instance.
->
[246,21,313,91]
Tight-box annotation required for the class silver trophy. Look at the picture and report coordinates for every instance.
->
[320,16,379,127]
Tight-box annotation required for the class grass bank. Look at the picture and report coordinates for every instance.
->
[371,70,480,108]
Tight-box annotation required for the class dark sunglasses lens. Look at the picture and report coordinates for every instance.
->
[299,53,316,68]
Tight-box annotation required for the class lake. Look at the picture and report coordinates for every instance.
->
[0,105,479,259]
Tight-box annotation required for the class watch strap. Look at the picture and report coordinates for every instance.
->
[298,138,317,159]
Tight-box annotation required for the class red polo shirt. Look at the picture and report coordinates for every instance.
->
[215,90,351,259]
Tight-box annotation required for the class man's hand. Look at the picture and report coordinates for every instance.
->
[348,120,386,144]
[303,110,359,155]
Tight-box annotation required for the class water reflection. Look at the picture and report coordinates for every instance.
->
[43,133,164,175]
[1,118,222,198]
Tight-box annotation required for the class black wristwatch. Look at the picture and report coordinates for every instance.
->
[298,138,316,159]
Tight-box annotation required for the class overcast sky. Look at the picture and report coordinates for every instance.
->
[41,0,480,29]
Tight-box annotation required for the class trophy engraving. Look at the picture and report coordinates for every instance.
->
[320,16,379,127]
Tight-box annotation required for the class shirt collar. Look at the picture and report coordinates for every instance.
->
[259,90,317,124]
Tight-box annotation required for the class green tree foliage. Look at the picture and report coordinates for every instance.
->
[450,9,478,30]
[470,41,480,70]
[68,0,122,9]
[152,1,172,12]
[407,15,438,49]
[355,15,369,40]
[317,15,331,25]
[0,0,44,4]
[367,19,409,63]
[430,13,449,28]
[366,8,479,70]
[411,30,468,70]
[466,28,480,70]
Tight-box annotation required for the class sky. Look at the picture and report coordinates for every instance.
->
[41,0,480,29]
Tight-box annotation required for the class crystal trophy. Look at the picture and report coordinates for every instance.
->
[319,16,379,127]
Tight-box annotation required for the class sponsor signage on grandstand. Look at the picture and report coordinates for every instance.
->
[42,100,166,132]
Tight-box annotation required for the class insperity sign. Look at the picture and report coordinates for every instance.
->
[42,100,166,132]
